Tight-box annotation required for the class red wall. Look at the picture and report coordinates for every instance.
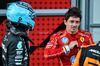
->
[29,16,65,66]
[0,0,71,66]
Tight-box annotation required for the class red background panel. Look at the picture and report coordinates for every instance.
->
[30,48,60,66]
[30,16,65,46]
[21,0,71,9]
[29,16,64,66]
[0,0,71,66]
[0,20,7,47]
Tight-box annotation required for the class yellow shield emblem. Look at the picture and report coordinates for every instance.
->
[80,37,84,42]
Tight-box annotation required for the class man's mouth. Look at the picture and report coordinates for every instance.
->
[72,27,77,30]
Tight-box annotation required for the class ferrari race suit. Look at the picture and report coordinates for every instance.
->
[2,27,32,66]
[44,29,94,66]
[72,44,100,66]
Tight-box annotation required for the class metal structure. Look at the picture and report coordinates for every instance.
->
[0,9,68,16]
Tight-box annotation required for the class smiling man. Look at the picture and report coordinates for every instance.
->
[64,16,80,34]
[44,7,94,66]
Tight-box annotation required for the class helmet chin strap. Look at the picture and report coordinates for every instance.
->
[27,28,30,49]
[17,17,22,26]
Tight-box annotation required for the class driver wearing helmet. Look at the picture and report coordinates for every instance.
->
[2,1,36,66]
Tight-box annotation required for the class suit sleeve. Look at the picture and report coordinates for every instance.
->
[72,49,82,66]
[44,34,66,59]
[8,40,26,66]
[88,33,94,45]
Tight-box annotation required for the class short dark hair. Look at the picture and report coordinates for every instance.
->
[65,7,82,21]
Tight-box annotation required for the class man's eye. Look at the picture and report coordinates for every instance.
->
[70,21,74,23]
[76,21,80,23]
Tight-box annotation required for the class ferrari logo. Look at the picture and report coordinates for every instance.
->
[80,37,84,42]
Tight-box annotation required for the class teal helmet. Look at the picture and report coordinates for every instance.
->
[6,1,36,30]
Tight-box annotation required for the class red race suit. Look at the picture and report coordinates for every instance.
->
[44,29,94,66]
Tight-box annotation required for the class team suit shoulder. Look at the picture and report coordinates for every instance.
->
[79,29,92,37]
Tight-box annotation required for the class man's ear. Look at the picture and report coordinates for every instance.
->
[64,20,67,25]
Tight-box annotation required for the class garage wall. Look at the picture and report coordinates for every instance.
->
[90,0,100,43]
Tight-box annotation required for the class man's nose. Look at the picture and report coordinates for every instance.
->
[73,22,77,26]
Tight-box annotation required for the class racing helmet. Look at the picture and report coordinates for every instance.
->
[6,1,36,30]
